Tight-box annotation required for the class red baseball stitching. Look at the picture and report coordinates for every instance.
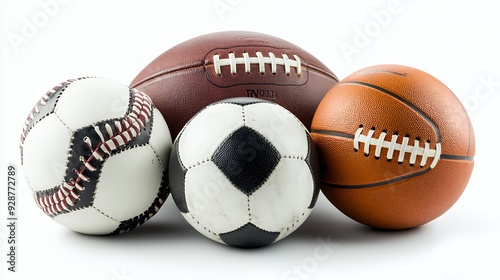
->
[35,88,153,216]
[20,78,77,148]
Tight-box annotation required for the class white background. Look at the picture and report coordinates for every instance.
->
[1,0,499,279]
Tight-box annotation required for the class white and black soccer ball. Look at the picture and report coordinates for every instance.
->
[169,97,320,248]
[20,77,172,235]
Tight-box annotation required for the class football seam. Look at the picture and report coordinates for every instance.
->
[131,62,338,89]
[212,51,302,76]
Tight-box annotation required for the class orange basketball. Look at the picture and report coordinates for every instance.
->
[311,65,475,230]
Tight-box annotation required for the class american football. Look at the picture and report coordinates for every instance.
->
[131,31,338,139]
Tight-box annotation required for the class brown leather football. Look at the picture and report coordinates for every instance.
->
[130,31,338,139]
[311,65,475,230]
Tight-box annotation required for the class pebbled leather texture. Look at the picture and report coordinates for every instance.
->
[131,31,338,139]
[311,65,475,230]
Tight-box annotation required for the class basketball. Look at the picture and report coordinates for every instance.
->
[130,31,338,139]
[311,65,475,230]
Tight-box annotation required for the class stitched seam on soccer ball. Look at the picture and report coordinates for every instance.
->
[20,78,81,150]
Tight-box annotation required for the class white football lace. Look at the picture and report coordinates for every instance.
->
[354,127,441,169]
[213,51,302,76]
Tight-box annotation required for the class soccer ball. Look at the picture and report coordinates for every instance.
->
[20,77,172,235]
[169,97,320,248]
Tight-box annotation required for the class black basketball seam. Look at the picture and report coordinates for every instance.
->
[310,129,355,139]
[341,81,442,142]
[322,167,432,189]
[360,69,407,77]
[320,157,472,190]
[440,154,474,161]
[454,89,475,157]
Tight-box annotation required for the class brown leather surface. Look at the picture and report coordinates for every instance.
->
[131,31,338,139]
[311,65,475,229]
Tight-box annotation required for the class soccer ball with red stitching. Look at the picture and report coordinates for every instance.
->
[20,77,172,235]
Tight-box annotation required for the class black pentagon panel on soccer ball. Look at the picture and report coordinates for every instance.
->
[213,97,272,107]
[212,126,280,195]
[168,139,189,213]
[219,222,280,248]
[305,132,321,209]
[62,124,106,211]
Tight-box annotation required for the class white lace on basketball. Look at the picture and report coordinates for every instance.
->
[213,51,302,76]
[354,126,441,169]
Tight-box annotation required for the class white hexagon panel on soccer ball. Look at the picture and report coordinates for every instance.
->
[244,103,309,158]
[53,207,120,235]
[178,103,244,169]
[54,77,131,131]
[249,159,314,239]
[92,145,163,221]
[21,114,72,192]
[182,161,249,239]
